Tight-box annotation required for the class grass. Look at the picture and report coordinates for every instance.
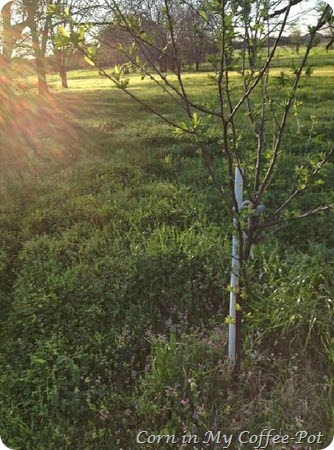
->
[0,47,333,449]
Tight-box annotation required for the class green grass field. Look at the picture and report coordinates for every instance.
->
[0,47,333,449]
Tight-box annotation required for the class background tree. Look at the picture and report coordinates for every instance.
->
[48,0,72,88]
[168,3,210,70]
[48,0,99,87]
[289,26,302,53]
[96,0,213,71]
[1,1,28,63]
[96,15,177,71]
[46,0,106,87]
[27,0,51,93]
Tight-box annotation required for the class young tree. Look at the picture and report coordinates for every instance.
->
[48,0,104,87]
[53,0,334,372]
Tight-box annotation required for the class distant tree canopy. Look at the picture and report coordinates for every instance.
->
[289,27,302,53]
[1,0,333,93]
[96,3,212,71]
[97,16,174,71]
[94,1,333,72]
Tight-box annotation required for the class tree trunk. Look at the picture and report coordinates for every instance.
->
[55,50,69,88]
[34,42,49,95]
[27,5,49,96]
[1,1,28,63]
[1,1,14,63]
[233,296,242,378]
[60,68,69,89]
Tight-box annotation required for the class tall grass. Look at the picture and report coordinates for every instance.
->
[0,51,333,448]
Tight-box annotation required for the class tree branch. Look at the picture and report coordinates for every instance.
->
[275,146,334,214]
[255,5,330,202]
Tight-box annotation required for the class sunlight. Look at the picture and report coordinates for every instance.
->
[0,0,11,10]
[0,62,81,180]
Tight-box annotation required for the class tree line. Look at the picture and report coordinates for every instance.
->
[1,0,334,95]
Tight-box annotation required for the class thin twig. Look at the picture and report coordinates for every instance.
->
[255,6,330,202]
[227,3,293,123]
[275,146,334,214]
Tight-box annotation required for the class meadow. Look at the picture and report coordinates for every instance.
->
[0,46,333,449]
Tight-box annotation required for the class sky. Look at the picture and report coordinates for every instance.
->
[288,1,331,32]
[325,0,334,8]
[0,0,331,11]
[0,0,333,32]
[0,0,9,10]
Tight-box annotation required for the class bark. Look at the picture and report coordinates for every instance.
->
[32,26,49,95]
[1,1,28,63]
[1,1,13,63]
[55,50,69,88]
[26,5,50,96]
[60,68,69,88]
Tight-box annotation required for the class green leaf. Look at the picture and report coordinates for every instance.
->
[87,46,97,58]
[164,154,173,167]
[30,355,47,365]
[84,55,96,66]
[58,25,70,38]
[199,9,208,21]
[47,4,59,16]
[53,33,72,48]
[225,315,235,324]
[114,64,121,76]
[191,112,202,129]
[116,79,130,89]
[128,42,136,56]
[79,25,85,41]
